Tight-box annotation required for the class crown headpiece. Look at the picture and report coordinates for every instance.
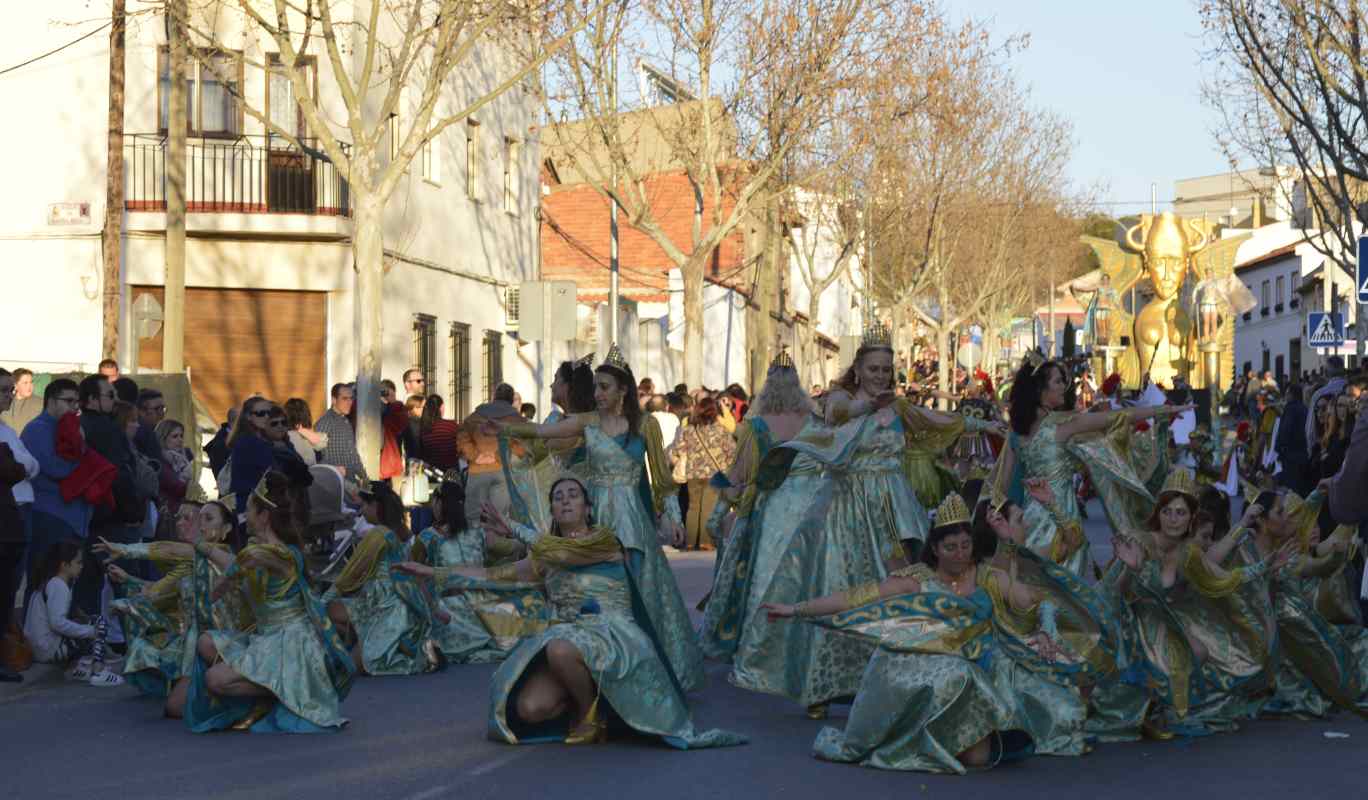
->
[574,351,595,369]
[769,347,795,370]
[1240,478,1269,506]
[601,343,630,373]
[252,473,278,509]
[1159,468,1199,500]
[933,492,972,529]
[861,321,892,347]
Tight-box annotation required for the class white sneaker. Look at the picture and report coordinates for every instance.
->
[89,669,125,687]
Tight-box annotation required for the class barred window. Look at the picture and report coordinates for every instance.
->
[449,322,471,422]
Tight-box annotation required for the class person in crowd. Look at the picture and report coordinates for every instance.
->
[204,406,237,478]
[156,419,194,517]
[316,382,367,480]
[1,368,44,434]
[667,394,737,551]
[0,370,37,667]
[98,359,120,383]
[324,481,439,676]
[546,359,596,425]
[405,394,427,460]
[418,395,461,472]
[490,347,704,692]
[458,383,522,533]
[1306,356,1347,455]
[226,398,301,517]
[724,384,750,421]
[403,368,426,399]
[112,377,139,405]
[1329,388,1368,524]
[520,403,536,421]
[76,378,141,613]
[649,394,680,457]
[395,474,743,749]
[715,391,739,433]
[1274,384,1311,495]
[21,380,89,593]
[637,377,655,404]
[379,380,410,483]
[134,389,167,466]
[24,540,123,686]
[188,467,355,733]
[1318,391,1356,481]
[283,398,328,466]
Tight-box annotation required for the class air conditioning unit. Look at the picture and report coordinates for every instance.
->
[504,286,520,330]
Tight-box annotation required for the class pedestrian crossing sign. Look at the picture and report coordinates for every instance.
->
[1307,312,1345,348]
[1358,235,1368,304]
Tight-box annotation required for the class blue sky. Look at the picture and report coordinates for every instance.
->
[950,0,1228,215]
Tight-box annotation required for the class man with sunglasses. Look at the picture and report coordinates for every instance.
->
[20,379,91,587]
[402,368,426,399]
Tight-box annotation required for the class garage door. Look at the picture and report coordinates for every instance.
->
[132,286,327,424]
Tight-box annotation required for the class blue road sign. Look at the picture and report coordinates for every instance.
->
[1308,312,1346,348]
[1358,235,1368,304]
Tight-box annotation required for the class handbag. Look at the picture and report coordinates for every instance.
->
[400,461,431,507]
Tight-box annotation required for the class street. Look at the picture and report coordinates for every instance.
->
[2,502,1363,800]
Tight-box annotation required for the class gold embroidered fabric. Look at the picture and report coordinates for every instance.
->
[846,581,882,609]
[529,526,621,568]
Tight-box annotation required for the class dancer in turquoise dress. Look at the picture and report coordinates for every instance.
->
[395,474,744,749]
[187,468,356,733]
[764,492,1096,773]
[489,345,704,692]
[413,474,547,662]
[324,481,440,676]
[993,351,1191,577]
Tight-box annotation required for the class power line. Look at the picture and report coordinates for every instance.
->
[0,21,111,78]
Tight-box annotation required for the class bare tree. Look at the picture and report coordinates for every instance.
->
[1202,0,1368,356]
[173,0,596,474]
[542,0,923,388]
[103,0,128,360]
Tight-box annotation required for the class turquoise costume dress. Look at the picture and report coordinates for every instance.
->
[187,544,356,733]
[438,528,745,749]
[1098,533,1279,736]
[323,526,435,676]
[504,418,705,693]
[1263,495,1368,718]
[804,566,1036,774]
[1001,412,1161,577]
[414,526,548,662]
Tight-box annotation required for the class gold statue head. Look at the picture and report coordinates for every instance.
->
[1126,211,1207,301]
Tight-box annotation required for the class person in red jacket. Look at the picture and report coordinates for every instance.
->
[379,380,410,483]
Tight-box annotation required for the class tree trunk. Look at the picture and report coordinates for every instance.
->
[101,0,125,361]
[751,196,779,392]
[936,324,951,410]
[163,3,186,373]
[682,253,706,389]
[353,194,385,479]
[807,294,822,387]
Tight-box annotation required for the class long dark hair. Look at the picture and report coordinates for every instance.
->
[372,488,411,540]
[1198,486,1231,539]
[432,479,467,534]
[1145,491,1198,536]
[921,522,977,569]
[595,364,642,436]
[547,476,594,536]
[420,394,445,434]
[567,364,595,413]
[248,467,313,549]
[836,344,894,395]
[1008,354,1072,436]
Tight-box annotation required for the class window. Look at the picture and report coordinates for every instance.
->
[503,138,520,213]
[1262,349,1270,373]
[266,55,317,145]
[449,323,471,422]
[482,329,503,401]
[1275,275,1285,312]
[421,134,441,184]
[388,87,408,164]
[1289,271,1300,308]
[1290,338,1301,380]
[466,119,480,200]
[158,48,242,137]
[1261,279,1270,316]
[504,286,520,329]
[412,314,437,394]
[1275,354,1284,382]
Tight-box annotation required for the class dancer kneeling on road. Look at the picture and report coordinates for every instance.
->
[394,474,745,749]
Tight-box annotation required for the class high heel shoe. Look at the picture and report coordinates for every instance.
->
[805,703,829,720]
[564,697,608,745]
[423,639,447,673]
[231,699,274,731]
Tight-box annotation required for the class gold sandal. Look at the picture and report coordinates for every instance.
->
[564,697,608,745]
[230,699,274,731]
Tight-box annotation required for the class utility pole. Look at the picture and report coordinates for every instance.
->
[163,2,187,373]
[102,0,126,361]
[607,37,619,347]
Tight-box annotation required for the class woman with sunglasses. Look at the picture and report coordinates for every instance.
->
[226,399,304,522]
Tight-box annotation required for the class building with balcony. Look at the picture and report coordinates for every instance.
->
[0,3,541,425]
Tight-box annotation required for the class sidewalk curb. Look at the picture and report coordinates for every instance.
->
[0,662,65,704]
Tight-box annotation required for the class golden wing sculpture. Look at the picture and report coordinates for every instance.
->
[1081,235,1144,295]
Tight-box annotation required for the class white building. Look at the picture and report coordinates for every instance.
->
[0,3,543,425]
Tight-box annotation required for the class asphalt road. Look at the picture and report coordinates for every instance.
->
[3,501,1364,800]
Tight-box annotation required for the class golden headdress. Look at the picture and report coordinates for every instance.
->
[933,492,972,529]
[574,351,596,369]
[252,473,277,509]
[601,343,630,373]
[770,347,795,370]
[1159,468,1199,500]
[861,320,892,348]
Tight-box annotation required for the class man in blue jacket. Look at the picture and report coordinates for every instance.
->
[20,378,89,588]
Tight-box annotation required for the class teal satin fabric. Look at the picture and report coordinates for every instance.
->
[330,529,434,676]
[487,560,745,749]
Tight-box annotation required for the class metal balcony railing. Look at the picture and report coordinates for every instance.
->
[125,133,351,217]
